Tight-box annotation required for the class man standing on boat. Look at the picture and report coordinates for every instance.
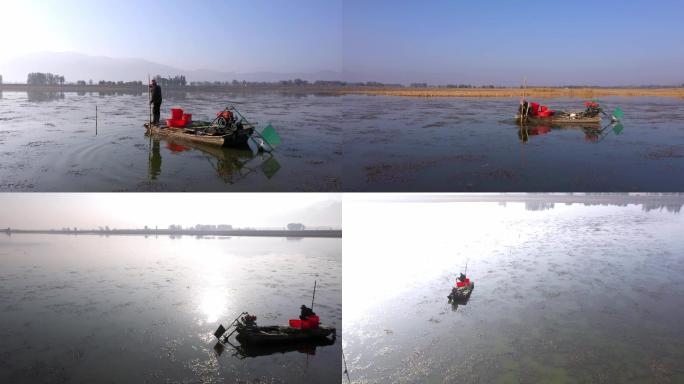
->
[149,79,163,126]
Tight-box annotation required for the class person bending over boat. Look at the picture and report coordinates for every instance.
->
[149,79,163,126]
[300,305,316,320]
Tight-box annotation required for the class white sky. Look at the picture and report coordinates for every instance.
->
[0,2,72,61]
[0,193,341,229]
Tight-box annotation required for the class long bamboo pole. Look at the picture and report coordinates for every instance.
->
[148,74,152,128]
[147,74,152,187]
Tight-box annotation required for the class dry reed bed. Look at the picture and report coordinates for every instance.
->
[340,87,684,98]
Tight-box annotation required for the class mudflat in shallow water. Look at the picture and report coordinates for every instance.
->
[0,235,341,383]
[341,96,684,191]
[0,91,341,191]
[343,198,684,383]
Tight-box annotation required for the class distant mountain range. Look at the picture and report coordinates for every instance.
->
[0,52,342,83]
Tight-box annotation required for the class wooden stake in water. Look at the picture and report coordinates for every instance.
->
[95,104,98,135]
[520,76,528,124]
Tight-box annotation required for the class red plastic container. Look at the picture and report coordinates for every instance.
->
[182,113,192,122]
[289,319,302,328]
[170,108,184,120]
[166,119,188,128]
[538,110,554,118]
[308,315,320,327]
[456,281,466,287]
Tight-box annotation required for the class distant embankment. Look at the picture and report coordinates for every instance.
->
[340,87,684,98]
[0,84,342,94]
[4,229,342,238]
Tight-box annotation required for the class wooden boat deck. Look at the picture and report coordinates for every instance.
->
[144,122,254,148]
[515,114,602,125]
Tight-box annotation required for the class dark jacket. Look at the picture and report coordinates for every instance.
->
[300,305,315,320]
[150,84,162,104]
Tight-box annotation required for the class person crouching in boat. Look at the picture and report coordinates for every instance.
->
[458,273,467,283]
[300,305,315,320]
[149,79,163,126]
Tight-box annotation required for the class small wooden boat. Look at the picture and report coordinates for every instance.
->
[515,114,601,125]
[143,105,276,149]
[235,323,336,345]
[214,335,336,359]
[448,272,474,302]
[144,121,254,148]
[214,312,336,347]
[516,100,607,126]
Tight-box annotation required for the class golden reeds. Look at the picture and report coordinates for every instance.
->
[339,87,684,98]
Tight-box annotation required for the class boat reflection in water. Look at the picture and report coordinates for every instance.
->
[450,295,471,312]
[147,137,280,183]
[214,336,336,359]
[517,121,625,143]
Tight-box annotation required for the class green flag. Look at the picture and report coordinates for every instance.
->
[260,124,281,147]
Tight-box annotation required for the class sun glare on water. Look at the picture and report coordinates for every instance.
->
[198,290,228,324]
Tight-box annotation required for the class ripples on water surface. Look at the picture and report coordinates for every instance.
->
[0,91,341,191]
[342,96,684,191]
[343,196,684,383]
[0,235,341,383]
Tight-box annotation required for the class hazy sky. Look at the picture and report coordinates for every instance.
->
[2,1,683,85]
[0,0,342,73]
[0,194,341,229]
[343,0,684,85]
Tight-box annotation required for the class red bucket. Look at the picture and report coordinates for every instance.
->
[170,108,183,120]
[166,119,188,128]
[289,319,302,329]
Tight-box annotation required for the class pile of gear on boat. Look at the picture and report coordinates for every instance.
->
[214,304,336,346]
[518,100,604,121]
[164,107,248,135]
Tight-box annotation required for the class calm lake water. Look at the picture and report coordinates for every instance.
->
[341,96,684,191]
[0,235,341,383]
[343,197,684,383]
[0,91,341,191]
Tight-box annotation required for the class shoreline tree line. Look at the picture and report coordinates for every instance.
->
[3,72,682,89]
